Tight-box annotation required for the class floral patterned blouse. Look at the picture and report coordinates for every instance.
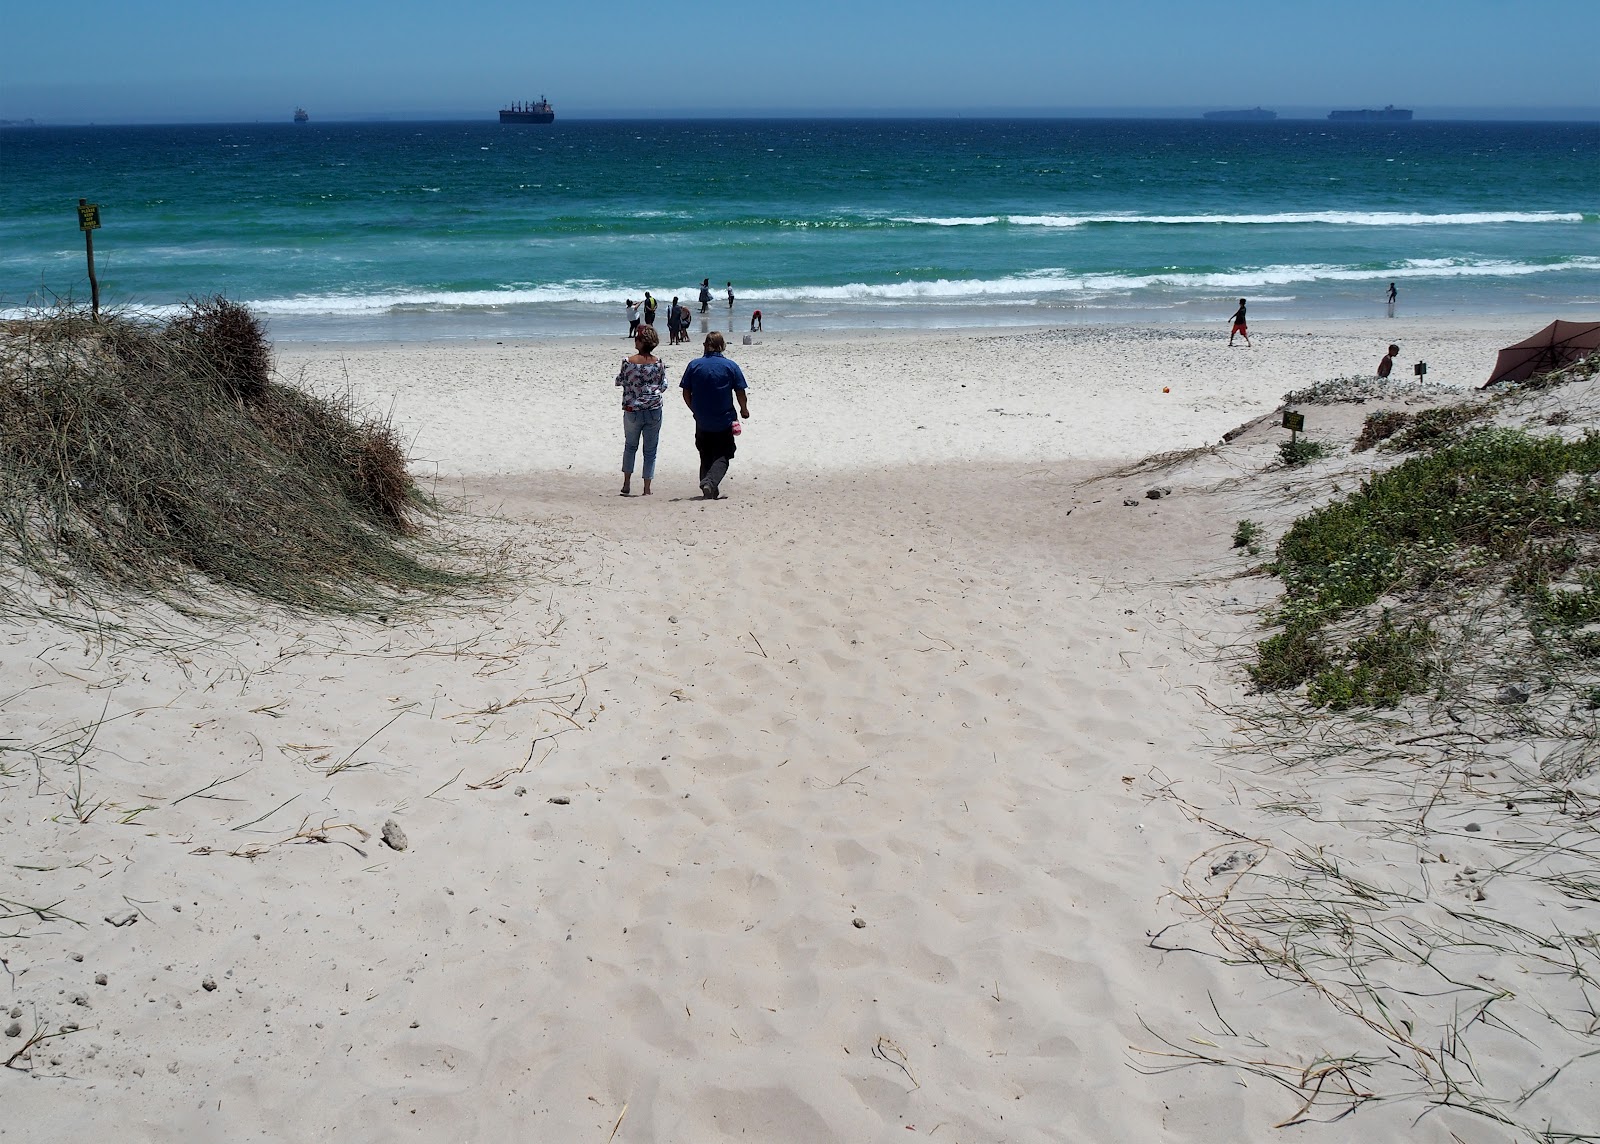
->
[616,358,668,411]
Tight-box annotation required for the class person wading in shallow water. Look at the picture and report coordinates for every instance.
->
[1228,298,1251,347]
[679,331,750,500]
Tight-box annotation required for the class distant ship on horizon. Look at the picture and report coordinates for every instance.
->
[1328,105,1413,122]
[1203,108,1277,121]
[500,97,555,125]
[293,107,309,123]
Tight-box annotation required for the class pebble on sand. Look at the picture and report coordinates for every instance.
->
[381,819,409,852]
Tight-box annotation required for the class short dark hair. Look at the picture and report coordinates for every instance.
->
[634,326,660,353]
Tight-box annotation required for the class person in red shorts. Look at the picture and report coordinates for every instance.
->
[1228,298,1251,347]
[750,309,762,332]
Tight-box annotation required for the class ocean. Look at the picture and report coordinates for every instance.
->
[2,118,1597,342]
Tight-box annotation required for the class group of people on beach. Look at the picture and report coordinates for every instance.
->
[614,326,749,501]
[626,280,758,345]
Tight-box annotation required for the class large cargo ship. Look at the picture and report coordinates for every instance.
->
[1203,108,1277,121]
[500,98,554,124]
[1328,105,1413,122]
[293,107,308,123]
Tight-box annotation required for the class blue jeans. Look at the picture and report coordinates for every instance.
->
[622,407,663,479]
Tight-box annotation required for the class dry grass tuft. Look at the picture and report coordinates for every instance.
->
[0,303,475,614]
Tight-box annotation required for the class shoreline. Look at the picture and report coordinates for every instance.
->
[259,296,1600,346]
[279,316,1541,480]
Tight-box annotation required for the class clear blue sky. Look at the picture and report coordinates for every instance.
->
[3,0,1596,122]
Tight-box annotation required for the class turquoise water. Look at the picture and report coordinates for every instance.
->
[3,119,1597,341]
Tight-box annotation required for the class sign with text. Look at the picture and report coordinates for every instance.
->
[77,202,101,231]
[1281,410,1305,432]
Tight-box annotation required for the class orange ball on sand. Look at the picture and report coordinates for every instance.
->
[1162,386,1170,393]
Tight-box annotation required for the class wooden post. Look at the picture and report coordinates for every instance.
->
[78,198,101,322]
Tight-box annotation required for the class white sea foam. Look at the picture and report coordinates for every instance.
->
[215,256,1600,317]
[895,211,1587,228]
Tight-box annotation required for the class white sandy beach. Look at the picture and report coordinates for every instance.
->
[3,314,1592,1142]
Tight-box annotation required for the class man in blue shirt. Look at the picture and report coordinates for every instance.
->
[679,331,751,500]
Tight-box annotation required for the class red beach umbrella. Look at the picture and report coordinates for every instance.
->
[1484,320,1600,387]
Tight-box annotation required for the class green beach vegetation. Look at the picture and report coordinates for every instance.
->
[1145,356,1600,1136]
[1251,423,1600,709]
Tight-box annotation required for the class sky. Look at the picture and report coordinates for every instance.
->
[3,0,1597,123]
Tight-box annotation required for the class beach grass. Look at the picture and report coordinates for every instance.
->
[0,300,477,615]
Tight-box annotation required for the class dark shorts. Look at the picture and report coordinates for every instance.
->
[694,429,737,477]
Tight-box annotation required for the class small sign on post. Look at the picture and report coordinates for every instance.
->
[1281,409,1305,439]
[78,198,101,322]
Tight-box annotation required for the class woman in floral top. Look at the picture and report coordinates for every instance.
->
[615,324,667,496]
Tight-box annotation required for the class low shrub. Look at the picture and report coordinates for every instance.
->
[1536,574,1600,626]
[1306,615,1436,710]
[1251,427,1600,703]
[1384,402,1485,452]
[168,295,273,404]
[1353,409,1411,452]
[1248,620,1328,692]
[1232,519,1262,553]
[1278,437,1325,467]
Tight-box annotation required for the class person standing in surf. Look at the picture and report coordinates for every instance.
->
[680,331,750,500]
[1228,298,1251,347]
[666,296,682,345]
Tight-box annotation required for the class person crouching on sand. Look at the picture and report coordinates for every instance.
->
[1228,298,1251,347]
[680,331,750,500]
[616,325,667,496]
[750,308,762,332]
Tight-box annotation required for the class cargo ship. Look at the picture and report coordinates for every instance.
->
[1328,105,1413,122]
[500,98,554,124]
[1203,108,1277,121]
[293,107,308,123]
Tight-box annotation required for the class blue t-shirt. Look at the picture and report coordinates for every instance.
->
[679,353,747,431]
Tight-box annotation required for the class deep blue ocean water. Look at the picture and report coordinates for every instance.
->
[3,119,1597,341]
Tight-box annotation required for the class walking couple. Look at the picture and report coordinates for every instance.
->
[616,328,750,500]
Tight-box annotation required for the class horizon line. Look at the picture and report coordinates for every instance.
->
[7,106,1600,128]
